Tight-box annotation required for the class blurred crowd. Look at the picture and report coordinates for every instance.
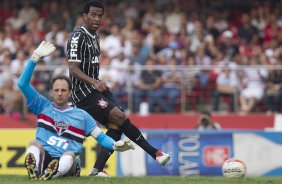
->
[0,0,282,117]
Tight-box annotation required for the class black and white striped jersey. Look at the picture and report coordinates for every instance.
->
[67,26,100,103]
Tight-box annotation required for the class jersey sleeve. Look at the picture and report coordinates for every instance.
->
[17,60,50,116]
[27,94,50,116]
[67,30,85,63]
[83,110,98,136]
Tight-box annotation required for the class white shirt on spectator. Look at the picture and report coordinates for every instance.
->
[165,12,182,34]
[101,35,121,58]
[216,71,239,88]
[241,67,268,100]
[18,6,38,25]
[110,57,130,85]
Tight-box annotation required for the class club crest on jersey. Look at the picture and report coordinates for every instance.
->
[97,98,108,109]
[55,121,68,135]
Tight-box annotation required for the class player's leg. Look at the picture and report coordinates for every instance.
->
[103,91,170,167]
[38,150,58,180]
[52,152,79,179]
[76,91,123,176]
[25,140,44,180]
[108,107,170,166]
[90,124,122,176]
[39,159,59,180]
[105,91,169,166]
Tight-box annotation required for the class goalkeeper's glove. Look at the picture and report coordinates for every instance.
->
[113,139,135,152]
[31,41,56,62]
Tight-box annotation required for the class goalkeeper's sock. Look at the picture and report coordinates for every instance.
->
[26,145,40,170]
[93,129,122,172]
[120,119,158,159]
[53,155,73,178]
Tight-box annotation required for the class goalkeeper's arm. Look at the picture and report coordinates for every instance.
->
[90,127,134,152]
[17,41,56,102]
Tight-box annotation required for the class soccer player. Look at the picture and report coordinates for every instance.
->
[18,41,134,180]
[67,0,170,176]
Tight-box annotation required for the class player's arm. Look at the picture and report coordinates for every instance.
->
[17,41,55,113]
[67,32,108,92]
[83,111,134,151]
[68,62,101,87]
[90,127,134,152]
[17,60,38,101]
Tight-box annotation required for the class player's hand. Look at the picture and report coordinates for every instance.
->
[31,41,56,62]
[94,80,109,92]
[114,140,135,152]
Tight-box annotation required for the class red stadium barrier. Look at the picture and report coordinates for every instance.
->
[0,113,275,130]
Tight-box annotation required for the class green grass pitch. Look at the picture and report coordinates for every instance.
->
[1,176,282,184]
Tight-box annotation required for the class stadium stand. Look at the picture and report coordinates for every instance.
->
[0,0,281,117]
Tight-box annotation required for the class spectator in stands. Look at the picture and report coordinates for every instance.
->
[237,13,258,45]
[5,7,25,31]
[18,0,38,28]
[263,69,282,113]
[194,45,212,103]
[0,94,5,114]
[183,54,202,111]
[164,3,183,34]
[158,40,181,62]
[0,51,11,88]
[212,63,240,112]
[52,58,69,78]
[133,57,162,113]
[239,57,268,113]
[101,24,122,59]
[10,50,27,76]
[151,57,182,112]
[0,78,22,117]
[44,1,63,30]
[98,54,130,112]
[110,50,130,110]
[141,4,163,30]
[204,15,220,43]
[195,110,221,130]
[219,30,239,61]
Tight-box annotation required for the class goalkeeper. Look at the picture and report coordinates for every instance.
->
[17,41,134,180]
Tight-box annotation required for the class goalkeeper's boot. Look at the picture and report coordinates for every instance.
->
[156,150,170,166]
[25,153,39,180]
[89,168,110,177]
[40,159,59,180]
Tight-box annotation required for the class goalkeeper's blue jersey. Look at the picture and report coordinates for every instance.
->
[18,60,115,158]
[18,60,97,158]
[28,94,96,157]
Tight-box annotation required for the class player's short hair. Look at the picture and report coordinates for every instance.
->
[50,75,72,90]
[83,0,104,14]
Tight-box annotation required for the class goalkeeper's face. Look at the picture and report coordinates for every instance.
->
[51,79,71,108]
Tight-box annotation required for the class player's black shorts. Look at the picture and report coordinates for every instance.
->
[75,90,123,126]
[41,150,80,177]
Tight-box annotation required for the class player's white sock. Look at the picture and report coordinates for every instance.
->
[52,155,73,178]
[26,145,40,170]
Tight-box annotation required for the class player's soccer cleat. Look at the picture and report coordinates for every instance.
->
[39,159,59,180]
[25,153,38,180]
[156,150,170,166]
[97,170,110,177]
[89,168,110,177]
